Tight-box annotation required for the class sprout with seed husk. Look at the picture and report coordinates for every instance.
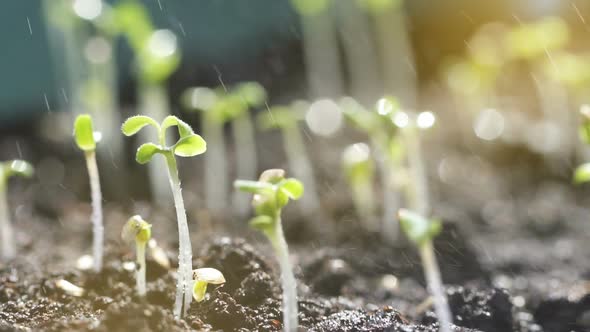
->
[234,169,304,332]
[342,143,377,231]
[192,267,226,302]
[112,0,181,204]
[398,209,451,332]
[122,115,206,319]
[0,160,33,261]
[182,82,267,218]
[257,101,321,217]
[122,215,152,297]
[74,114,104,272]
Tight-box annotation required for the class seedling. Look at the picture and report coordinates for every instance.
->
[398,209,452,332]
[183,82,267,217]
[192,267,226,302]
[122,115,206,318]
[234,169,304,332]
[574,107,590,184]
[122,215,152,296]
[341,143,377,230]
[74,114,104,272]
[0,160,33,260]
[112,0,181,203]
[340,96,404,239]
[257,102,320,216]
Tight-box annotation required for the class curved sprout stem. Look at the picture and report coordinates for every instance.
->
[85,151,103,272]
[420,241,452,332]
[136,240,147,296]
[164,152,193,318]
[0,180,15,260]
[266,219,298,332]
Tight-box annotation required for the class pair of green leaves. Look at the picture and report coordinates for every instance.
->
[398,209,442,248]
[234,169,304,232]
[121,115,206,164]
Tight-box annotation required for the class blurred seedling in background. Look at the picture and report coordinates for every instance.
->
[183,82,267,218]
[257,101,320,217]
[234,169,304,332]
[74,114,104,272]
[0,160,33,261]
[192,267,226,302]
[122,215,152,297]
[340,96,404,240]
[573,107,590,184]
[122,115,206,318]
[112,0,181,204]
[342,143,377,231]
[398,209,452,332]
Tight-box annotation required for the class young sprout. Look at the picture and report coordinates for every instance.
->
[340,96,403,240]
[122,115,206,318]
[122,215,152,297]
[257,102,320,217]
[183,82,267,217]
[234,169,304,332]
[398,209,452,332]
[74,114,104,272]
[0,160,33,260]
[112,0,181,203]
[574,107,590,184]
[192,267,226,302]
[341,143,377,231]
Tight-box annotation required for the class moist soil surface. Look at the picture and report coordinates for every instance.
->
[1,198,589,332]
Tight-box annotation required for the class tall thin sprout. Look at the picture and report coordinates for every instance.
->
[122,115,206,318]
[74,114,104,272]
[234,169,304,332]
[0,160,34,261]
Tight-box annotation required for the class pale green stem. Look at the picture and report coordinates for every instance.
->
[85,151,103,272]
[232,113,258,217]
[334,0,380,105]
[283,125,319,215]
[300,6,344,98]
[370,135,401,241]
[203,115,227,214]
[0,179,15,261]
[420,241,452,332]
[266,218,298,332]
[139,83,173,205]
[164,153,193,319]
[373,3,417,107]
[136,240,147,296]
[403,126,429,216]
[350,179,377,232]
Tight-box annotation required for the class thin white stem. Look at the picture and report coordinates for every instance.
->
[232,113,257,217]
[420,241,452,332]
[284,125,319,215]
[0,180,15,261]
[85,151,103,272]
[351,180,378,232]
[165,153,193,319]
[403,126,429,216]
[136,240,147,296]
[203,115,227,214]
[267,219,298,332]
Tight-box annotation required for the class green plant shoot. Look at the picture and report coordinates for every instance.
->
[257,101,320,217]
[0,160,33,260]
[342,143,377,231]
[574,107,590,184]
[183,82,267,217]
[398,209,451,332]
[234,169,304,332]
[74,114,104,272]
[192,267,226,302]
[122,115,206,318]
[122,215,152,297]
